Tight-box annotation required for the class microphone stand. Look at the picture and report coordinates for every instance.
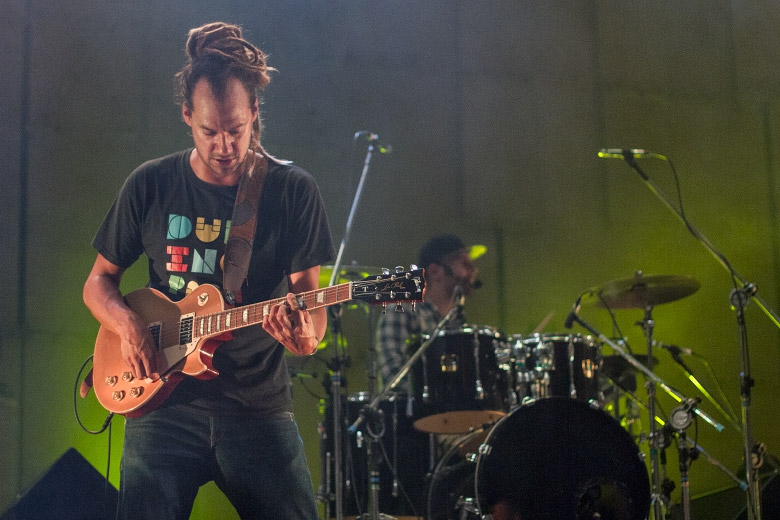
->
[606,377,746,492]
[620,153,768,519]
[665,346,743,433]
[327,133,381,520]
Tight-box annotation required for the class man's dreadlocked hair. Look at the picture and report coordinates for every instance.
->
[174,22,275,155]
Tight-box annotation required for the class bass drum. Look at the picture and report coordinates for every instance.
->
[475,397,650,520]
[426,428,487,520]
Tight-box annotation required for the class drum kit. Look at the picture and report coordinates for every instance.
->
[309,136,778,520]
[314,268,751,520]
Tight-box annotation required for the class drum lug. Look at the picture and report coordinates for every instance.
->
[475,379,485,400]
[478,442,492,456]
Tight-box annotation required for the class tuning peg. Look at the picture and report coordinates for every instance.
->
[395,304,405,313]
[395,266,404,273]
[382,302,387,314]
[411,302,416,313]
[410,264,418,271]
[382,267,390,275]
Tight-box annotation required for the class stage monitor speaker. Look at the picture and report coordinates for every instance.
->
[0,448,117,520]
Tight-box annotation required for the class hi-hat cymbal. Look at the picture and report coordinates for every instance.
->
[318,264,381,287]
[587,274,700,309]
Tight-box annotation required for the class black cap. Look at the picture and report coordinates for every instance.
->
[418,234,485,268]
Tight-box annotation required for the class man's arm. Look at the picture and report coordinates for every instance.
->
[82,253,159,379]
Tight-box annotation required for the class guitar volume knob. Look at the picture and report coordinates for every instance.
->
[105,376,118,387]
[122,372,134,382]
[130,387,144,398]
[112,390,125,401]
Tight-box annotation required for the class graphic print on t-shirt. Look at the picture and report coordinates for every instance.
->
[165,213,232,296]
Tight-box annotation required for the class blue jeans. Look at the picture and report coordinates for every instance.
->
[119,406,319,520]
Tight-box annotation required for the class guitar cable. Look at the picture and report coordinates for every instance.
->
[73,354,114,435]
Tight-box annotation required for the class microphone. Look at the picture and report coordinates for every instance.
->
[656,340,695,375]
[597,148,650,160]
[453,285,465,307]
[653,340,693,356]
[354,130,393,154]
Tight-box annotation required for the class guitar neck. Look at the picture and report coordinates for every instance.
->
[191,282,353,340]
[186,268,425,341]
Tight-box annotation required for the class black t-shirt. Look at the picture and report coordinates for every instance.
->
[92,149,334,415]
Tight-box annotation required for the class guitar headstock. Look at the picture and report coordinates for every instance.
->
[351,266,426,306]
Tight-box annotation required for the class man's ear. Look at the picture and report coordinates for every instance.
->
[182,104,193,126]
[425,263,443,281]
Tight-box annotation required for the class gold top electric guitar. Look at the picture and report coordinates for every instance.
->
[92,268,425,416]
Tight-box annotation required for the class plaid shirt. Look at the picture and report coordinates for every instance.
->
[375,301,465,393]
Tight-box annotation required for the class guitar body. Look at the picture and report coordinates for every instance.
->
[93,285,229,417]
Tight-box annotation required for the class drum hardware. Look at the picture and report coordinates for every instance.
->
[566,280,725,520]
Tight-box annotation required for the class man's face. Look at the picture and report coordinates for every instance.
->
[182,76,257,185]
[440,249,479,295]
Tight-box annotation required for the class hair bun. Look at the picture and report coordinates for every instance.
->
[185,22,267,72]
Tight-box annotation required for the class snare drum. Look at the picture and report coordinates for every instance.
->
[413,325,513,433]
[513,333,601,403]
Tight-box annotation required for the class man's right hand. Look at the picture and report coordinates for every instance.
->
[119,312,160,380]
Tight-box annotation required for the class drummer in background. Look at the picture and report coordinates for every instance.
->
[375,233,484,393]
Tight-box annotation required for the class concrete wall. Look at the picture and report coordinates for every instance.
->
[2,1,780,517]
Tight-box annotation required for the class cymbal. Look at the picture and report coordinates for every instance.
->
[413,410,505,434]
[318,264,381,287]
[588,274,700,309]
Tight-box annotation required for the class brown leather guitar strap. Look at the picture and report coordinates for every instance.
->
[222,155,268,305]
